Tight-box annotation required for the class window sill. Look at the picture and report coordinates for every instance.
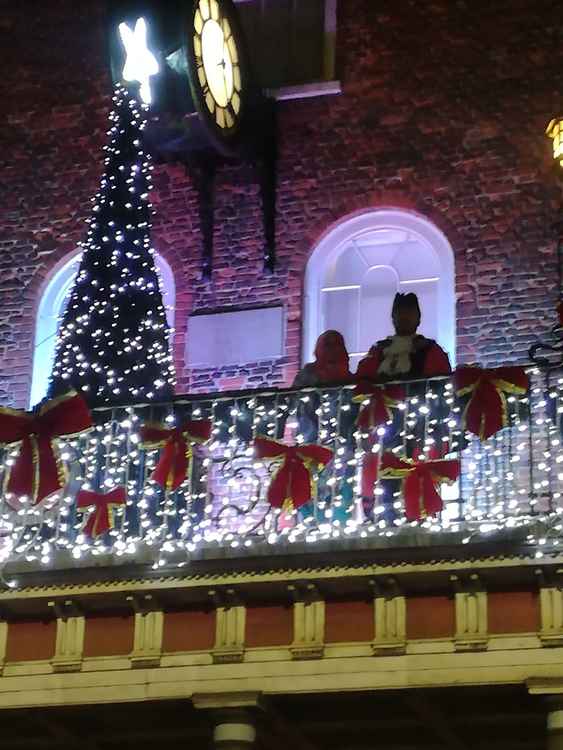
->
[265,80,341,101]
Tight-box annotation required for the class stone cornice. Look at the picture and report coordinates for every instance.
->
[0,551,561,604]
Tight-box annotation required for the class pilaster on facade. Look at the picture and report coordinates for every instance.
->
[539,587,563,647]
[288,583,325,660]
[451,574,488,652]
[0,621,8,676]
[128,594,163,668]
[370,579,406,656]
[49,600,84,673]
[210,589,246,664]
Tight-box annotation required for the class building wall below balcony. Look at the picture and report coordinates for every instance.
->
[1,0,562,407]
[0,582,558,709]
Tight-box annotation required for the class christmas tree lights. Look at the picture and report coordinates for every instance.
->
[48,85,175,406]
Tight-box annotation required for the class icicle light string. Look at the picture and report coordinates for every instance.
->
[1,370,562,577]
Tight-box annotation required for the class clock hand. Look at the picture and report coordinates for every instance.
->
[217,57,228,102]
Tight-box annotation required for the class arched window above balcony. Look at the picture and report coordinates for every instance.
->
[30,252,175,407]
[304,209,456,373]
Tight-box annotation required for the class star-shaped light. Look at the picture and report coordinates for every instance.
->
[118,17,159,105]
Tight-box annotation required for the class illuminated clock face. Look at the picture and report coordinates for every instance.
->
[192,0,242,130]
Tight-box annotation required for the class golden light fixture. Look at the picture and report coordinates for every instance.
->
[547,117,563,166]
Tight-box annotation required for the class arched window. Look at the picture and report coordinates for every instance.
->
[30,252,175,407]
[304,209,456,372]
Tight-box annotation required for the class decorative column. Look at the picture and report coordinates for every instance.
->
[209,588,246,664]
[0,620,7,675]
[539,587,563,647]
[547,698,563,750]
[127,594,163,668]
[528,679,563,748]
[49,600,84,673]
[451,574,488,652]
[192,692,260,750]
[370,578,406,656]
[288,582,325,660]
[213,711,257,750]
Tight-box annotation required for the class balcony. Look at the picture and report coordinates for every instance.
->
[0,368,561,582]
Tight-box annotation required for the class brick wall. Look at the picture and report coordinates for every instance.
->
[1,0,562,407]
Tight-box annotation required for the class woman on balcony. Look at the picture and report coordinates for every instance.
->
[293,330,353,389]
[292,330,355,528]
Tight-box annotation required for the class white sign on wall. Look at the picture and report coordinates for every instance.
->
[187,306,285,367]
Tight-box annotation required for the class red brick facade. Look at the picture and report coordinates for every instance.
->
[1,0,562,407]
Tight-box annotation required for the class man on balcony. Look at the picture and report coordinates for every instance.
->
[357,292,452,526]
[357,292,451,382]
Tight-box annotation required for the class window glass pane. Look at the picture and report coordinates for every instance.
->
[399,279,439,341]
[30,253,174,407]
[321,287,359,354]
[304,210,456,370]
[392,239,441,281]
[323,243,367,287]
[358,265,397,354]
[355,240,399,268]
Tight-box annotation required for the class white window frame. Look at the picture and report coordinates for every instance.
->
[30,252,175,407]
[303,208,456,367]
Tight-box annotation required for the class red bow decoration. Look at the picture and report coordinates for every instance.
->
[76,487,126,538]
[0,391,92,505]
[379,452,460,521]
[353,382,405,431]
[254,437,333,512]
[140,419,212,490]
[454,366,529,440]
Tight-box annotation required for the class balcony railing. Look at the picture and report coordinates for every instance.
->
[0,368,562,579]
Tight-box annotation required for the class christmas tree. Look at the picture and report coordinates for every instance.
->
[48,85,175,406]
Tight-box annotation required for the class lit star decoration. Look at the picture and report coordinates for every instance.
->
[48,84,175,406]
[118,17,159,105]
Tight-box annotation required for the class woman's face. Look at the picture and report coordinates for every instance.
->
[320,332,344,361]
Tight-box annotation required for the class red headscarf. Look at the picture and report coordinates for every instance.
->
[313,330,352,384]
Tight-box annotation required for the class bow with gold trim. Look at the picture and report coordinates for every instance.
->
[140,419,212,491]
[254,437,333,512]
[353,381,405,431]
[454,366,529,440]
[379,452,460,521]
[0,391,92,505]
[76,487,126,538]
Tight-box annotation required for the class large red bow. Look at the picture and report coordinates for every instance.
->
[379,452,460,521]
[454,366,529,440]
[76,487,126,538]
[0,392,92,505]
[141,419,212,490]
[254,437,333,511]
[353,382,405,431]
